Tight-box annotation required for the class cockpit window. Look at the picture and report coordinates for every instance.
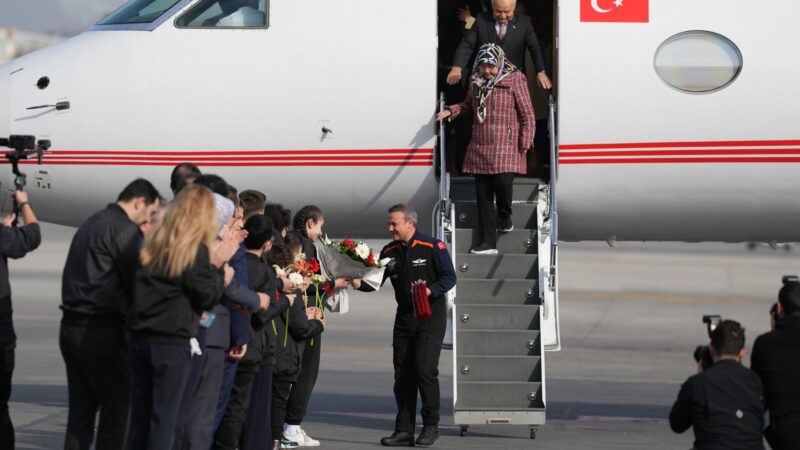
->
[176,0,270,28]
[99,0,183,25]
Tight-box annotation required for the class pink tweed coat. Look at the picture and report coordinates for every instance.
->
[448,71,536,175]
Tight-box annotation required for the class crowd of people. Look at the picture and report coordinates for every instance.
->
[669,281,800,450]
[0,158,458,449]
[55,163,355,450]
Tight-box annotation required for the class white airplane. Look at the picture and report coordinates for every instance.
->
[4,0,797,436]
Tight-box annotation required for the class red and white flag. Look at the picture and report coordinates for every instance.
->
[580,0,649,23]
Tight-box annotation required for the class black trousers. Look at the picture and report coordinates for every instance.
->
[241,364,273,450]
[128,341,192,450]
[172,329,206,450]
[271,376,294,440]
[59,324,131,450]
[214,366,258,450]
[181,346,225,450]
[285,335,321,425]
[392,311,447,433]
[474,173,515,247]
[766,418,800,450]
[0,348,14,450]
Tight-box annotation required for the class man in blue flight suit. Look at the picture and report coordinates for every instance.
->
[355,204,457,447]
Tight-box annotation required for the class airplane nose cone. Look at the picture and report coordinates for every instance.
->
[0,66,9,140]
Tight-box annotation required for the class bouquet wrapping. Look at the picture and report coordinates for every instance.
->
[314,239,389,291]
[411,279,432,321]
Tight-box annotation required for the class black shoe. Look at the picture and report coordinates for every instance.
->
[498,218,514,233]
[381,431,415,447]
[416,426,440,446]
[470,243,498,255]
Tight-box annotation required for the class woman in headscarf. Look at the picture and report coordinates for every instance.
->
[437,43,536,255]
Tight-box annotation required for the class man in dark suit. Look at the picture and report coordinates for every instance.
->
[447,0,552,90]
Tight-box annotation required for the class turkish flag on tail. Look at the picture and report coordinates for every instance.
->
[580,0,649,23]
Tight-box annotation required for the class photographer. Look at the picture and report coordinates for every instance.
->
[751,281,800,450]
[0,191,41,448]
[669,320,765,450]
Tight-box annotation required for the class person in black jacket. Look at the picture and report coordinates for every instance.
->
[215,214,291,450]
[354,204,457,447]
[669,320,765,450]
[751,281,800,450]
[447,0,552,90]
[269,236,325,449]
[282,205,349,447]
[0,190,41,449]
[128,184,237,450]
[59,178,161,450]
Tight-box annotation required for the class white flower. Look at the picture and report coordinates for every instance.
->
[311,274,327,284]
[294,253,307,263]
[323,234,333,246]
[355,242,371,260]
[273,265,286,277]
[288,273,304,285]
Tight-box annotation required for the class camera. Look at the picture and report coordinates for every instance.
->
[693,314,722,370]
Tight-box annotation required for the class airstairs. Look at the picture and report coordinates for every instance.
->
[433,96,560,440]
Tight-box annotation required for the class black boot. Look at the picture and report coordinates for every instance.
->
[380,431,415,447]
[415,425,439,446]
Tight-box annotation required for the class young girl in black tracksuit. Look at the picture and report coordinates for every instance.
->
[268,235,325,448]
[281,206,350,446]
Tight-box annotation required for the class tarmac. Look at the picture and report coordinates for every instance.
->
[9,224,797,449]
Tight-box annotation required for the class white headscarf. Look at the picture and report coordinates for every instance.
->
[214,193,235,232]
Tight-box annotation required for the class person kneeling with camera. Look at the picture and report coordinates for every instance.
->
[670,320,766,450]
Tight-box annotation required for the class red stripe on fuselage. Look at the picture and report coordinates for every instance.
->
[560,157,800,165]
[560,140,800,150]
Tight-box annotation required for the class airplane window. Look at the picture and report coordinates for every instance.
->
[654,31,743,94]
[176,0,269,28]
[99,0,182,25]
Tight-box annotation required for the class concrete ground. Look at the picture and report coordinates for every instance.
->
[9,224,795,449]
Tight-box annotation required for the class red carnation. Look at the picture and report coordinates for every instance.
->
[343,239,357,250]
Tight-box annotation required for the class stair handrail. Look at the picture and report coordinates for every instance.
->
[438,93,450,216]
[548,94,558,249]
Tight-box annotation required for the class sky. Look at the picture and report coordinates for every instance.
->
[0,0,127,36]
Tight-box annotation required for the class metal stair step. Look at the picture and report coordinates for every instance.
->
[453,279,539,305]
[451,176,540,203]
[456,356,541,382]
[455,229,537,255]
[455,382,544,409]
[455,202,537,230]
[456,254,538,279]
[455,305,540,331]
[456,330,540,356]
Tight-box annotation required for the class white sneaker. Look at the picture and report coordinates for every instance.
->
[284,427,320,447]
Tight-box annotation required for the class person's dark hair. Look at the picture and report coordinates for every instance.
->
[226,185,239,207]
[267,244,294,268]
[710,320,746,357]
[264,204,285,232]
[241,190,267,220]
[283,232,303,254]
[270,203,292,231]
[117,178,161,205]
[778,281,800,317]
[388,203,418,225]
[292,205,323,237]
[193,174,230,197]
[243,215,273,251]
[170,162,201,194]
